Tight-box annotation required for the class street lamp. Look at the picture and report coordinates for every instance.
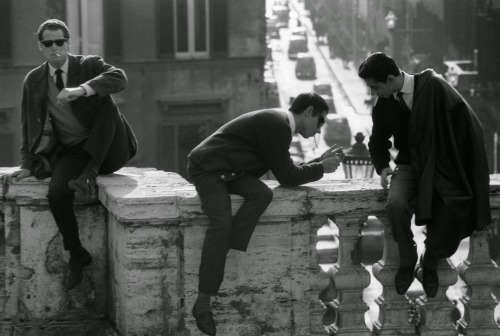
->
[342,132,374,179]
[384,10,397,57]
[445,65,459,88]
[385,10,397,30]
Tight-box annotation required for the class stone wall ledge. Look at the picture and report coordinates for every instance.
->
[1,167,500,336]
[5,167,500,220]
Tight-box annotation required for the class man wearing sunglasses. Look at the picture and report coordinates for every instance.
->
[187,92,344,335]
[6,19,138,290]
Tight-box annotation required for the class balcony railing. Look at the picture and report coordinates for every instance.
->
[1,167,499,335]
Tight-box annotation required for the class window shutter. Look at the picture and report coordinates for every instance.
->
[210,0,228,57]
[0,0,11,60]
[157,0,175,58]
[103,0,122,60]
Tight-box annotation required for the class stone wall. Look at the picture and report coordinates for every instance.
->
[1,167,499,336]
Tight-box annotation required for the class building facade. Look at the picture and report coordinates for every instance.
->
[0,0,267,178]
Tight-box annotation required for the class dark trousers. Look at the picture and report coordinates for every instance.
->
[48,108,131,251]
[386,165,438,269]
[187,160,273,294]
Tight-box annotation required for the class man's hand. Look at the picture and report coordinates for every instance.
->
[321,156,341,174]
[320,144,345,162]
[5,169,32,182]
[56,86,86,105]
[380,167,393,190]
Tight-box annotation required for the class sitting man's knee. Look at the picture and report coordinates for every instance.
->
[262,186,273,204]
[386,198,411,213]
[48,180,72,202]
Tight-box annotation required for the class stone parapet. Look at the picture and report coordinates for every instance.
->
[1,167,499,335]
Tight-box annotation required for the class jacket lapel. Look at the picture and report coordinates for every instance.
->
[31,63,50,125]
[66,54,82,88]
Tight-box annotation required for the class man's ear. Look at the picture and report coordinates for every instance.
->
[304,106,314,116]
[386,75,396,84]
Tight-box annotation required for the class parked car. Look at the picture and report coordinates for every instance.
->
[272,5,289,28]
[266,15,280,39]
[290,26,307,43]
[323,115,351,148]
[288,36,308,59]
[313,81,333,97]
[324,97,336,114]
[295,53,316,79]
[313,81,336,113]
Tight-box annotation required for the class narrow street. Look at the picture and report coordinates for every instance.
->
[268,1,374,179]
[267,1,473,331]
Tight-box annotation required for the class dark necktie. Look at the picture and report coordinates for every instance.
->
[397,91,410,113]
[55,68,64,91]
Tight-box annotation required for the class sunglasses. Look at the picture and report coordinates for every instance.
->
[40,39,67,48]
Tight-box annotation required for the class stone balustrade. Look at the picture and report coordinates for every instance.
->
[1,167,499,336]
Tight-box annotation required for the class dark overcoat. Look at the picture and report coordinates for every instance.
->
[20,54,137,177]
[410,70,491,257]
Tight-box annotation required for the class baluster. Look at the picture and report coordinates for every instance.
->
[326,213,371,335]
[371,213,417,335]
[414,257,458,335]
[308,216,335,336]
[456,222,500,335]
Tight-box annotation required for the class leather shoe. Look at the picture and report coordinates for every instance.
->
[64,248,92,290]
[415,258,439,298]
[192,303,216,336]
[395,257,418,295]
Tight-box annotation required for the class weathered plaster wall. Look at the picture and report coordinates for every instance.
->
[0,167,112,335]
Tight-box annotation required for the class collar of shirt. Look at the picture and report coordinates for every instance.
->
[393,71,415,108]
[48,57,69,78]
[285,110,296,134]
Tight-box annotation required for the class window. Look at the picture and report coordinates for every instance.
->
[103,0,122,60]
[0,107,14,166]
[158,100,226,178]
[158,0,227,58]
[0,0,11,61]
[175,0,209,57]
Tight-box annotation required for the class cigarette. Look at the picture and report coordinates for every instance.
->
[55,54,61,57]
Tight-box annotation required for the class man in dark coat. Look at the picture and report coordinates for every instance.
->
[187,92,344,335]
[6,19,137,290]
[358,52,490,298]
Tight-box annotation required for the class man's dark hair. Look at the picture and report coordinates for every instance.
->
[289,92,328,115]
[37,19,70,41]
[358,52,401,83]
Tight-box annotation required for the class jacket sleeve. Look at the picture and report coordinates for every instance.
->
[83,56,127,96]
[368,105,393,175]
[258,127,324,187]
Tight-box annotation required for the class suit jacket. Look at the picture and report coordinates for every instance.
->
[368,94,411,174]
[188,109,324,187]
[20,54,137,176]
